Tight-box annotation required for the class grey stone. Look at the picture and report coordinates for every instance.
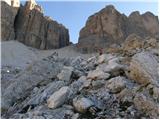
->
[73,97,94,113]
[128,51,158,85]
[106,76,126,93]
[47,86,71,109]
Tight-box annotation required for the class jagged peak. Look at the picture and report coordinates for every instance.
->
[105,5,115,10]
[142,11,156,17]
[129,11,140,17]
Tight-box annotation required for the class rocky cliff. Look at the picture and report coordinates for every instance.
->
[1,1,70,49]
[78,5,159,53]
[1,1,18,41]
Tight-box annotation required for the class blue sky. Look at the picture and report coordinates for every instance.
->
[30,1,158,43]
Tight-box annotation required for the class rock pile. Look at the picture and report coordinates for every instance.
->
[1,40,158,118]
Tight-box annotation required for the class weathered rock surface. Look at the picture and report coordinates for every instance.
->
[128,51,158,85]
[1,58,63,111]
[1,1,70,49]
[133,94,158,118]
[47,86,71,109]
[73,97,94,113]
[78,5,159,53]
[1,1,18,41]
[106,76,126,93]
[57,66,73,83]
[87,69,110,80]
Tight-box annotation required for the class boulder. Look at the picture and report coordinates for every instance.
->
[133,94,158,118]
[57,66,73,83]
[47,86,70,109]
[70,76,91,92]
[128,51,158,85]
[26,81,66,105]
[106,76,126,93]
[92,80,105,89]
[103,63,124,76]
[87,69,110,80]
[97,54,115,64]
[97,56,125,76]
[73,97,94,113]
[122,34,143,53]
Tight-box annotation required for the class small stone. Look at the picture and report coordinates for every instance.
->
[98,54,115,64]
[92,80,105,89]
[106,76,126,93]
[57,66,73,82]
[104,63,124,75]
[71,113,80,119]
[47,86,70,109]
[152,87,159,100]
[73,97,94,113]
[87,70,110,80]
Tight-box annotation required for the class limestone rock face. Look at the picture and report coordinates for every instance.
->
[78,5,159,53]
[14,1,69,49]
[1,1,18,41]
[1,1,70,49]
[128,11,159,38]
[78,5,127,53]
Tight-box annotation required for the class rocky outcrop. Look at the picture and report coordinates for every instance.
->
[78,5,159,53]
[127,11,159,38]
[1,1,18,41]
[1,1,70,49]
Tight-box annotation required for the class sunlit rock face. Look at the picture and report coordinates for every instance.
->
[78,5,159,53]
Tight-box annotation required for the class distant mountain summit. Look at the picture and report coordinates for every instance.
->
[78,5,159,53]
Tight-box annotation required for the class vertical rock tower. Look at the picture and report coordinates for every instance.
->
[11,0,20,8]
[2,0,20,7]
